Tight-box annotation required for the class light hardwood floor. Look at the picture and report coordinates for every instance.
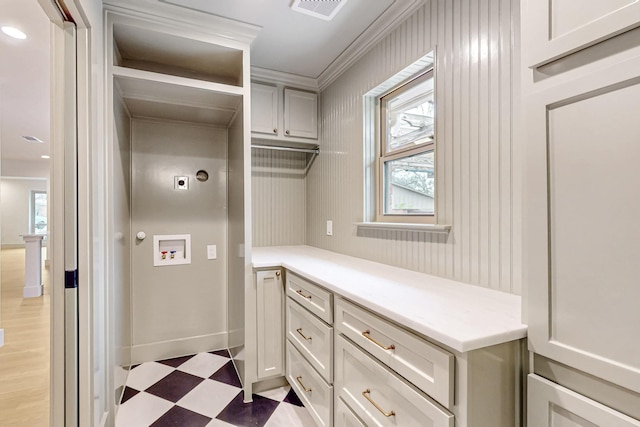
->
[0,248,50,427]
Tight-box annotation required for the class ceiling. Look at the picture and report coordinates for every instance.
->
[0,0,50,168]
[0,0,416,172]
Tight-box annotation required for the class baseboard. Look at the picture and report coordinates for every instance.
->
[1,244,25,249]
[23,284,43,298]
[131,331,228,365]
[0,329,4,347]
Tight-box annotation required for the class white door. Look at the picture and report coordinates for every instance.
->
[49,16,79,427]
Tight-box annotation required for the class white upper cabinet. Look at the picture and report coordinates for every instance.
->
[251,83,279,135]
[284,88,318,139]
[251,83,318,142]
[525,0,640,67]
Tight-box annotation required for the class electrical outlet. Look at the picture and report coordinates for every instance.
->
[207,245,217,260]
[326,220,333,236]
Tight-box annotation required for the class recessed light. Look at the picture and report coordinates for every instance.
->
[1,26,27,40]
[41,155,50,159]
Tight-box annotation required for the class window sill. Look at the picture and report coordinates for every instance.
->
[355,222,451,233]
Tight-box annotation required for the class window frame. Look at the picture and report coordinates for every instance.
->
[376,68,436,224]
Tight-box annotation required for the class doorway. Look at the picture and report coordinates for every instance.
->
[0,1,52,425]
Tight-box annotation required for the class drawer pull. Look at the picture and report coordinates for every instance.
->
[296,289,312,299]
[296,327,312,341]
[362,389,395,417]
[296,376,312,393]
[362,330,395,350]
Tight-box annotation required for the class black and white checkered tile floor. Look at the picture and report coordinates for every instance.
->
[116,350,316,427]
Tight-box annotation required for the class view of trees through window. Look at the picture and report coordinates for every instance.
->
[380,70,435,217]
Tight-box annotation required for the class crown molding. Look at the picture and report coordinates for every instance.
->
[103,0,261,45]
[317,0,426,91]
[250,67,319,91]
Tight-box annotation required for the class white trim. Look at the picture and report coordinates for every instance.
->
[355,222,450,233]
[130,332,228,364]
[317,0,427,90]
[251,67,319,91]
[104,0,261,45]
[0,329,4,347]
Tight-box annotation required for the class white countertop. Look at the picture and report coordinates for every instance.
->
[252,245,526,353]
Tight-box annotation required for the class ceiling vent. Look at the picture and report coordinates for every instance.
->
[22,135,43,143]
[291,0,349,21]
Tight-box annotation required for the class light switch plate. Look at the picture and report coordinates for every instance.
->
[207,245,217,260]
[326,220,333,236]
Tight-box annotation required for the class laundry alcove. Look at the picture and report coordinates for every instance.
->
[105,6,255,404]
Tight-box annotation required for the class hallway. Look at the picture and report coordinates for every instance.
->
[0,248,50,426]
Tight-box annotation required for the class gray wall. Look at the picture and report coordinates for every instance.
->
[252,149,307,246]
[0,178,47,246]
[130,118,228,363]
[306,0,522,294]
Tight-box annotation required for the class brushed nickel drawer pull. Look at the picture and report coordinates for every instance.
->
[362,330,395,350]
[296,376,312,393]
[295,289,312,299]
[362,389,395,417]
[296,327,312,341]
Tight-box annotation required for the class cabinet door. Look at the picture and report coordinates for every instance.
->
[525,0,640,67]
[525,54,640,393]
[284,88,317,139]
[251,83,279,136]
[528,375,640,427]
[256,269,284,380]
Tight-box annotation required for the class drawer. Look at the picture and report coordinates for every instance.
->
[335,397,366,427]
[528,374,640,427]
[286,341,333,427]
[335,335,454,427]
[335,298,454,408]
[286,272,333,324]
[287,297,333,383]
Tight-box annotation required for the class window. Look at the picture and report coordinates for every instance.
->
[377,69,435,223]
[31,190,47,234]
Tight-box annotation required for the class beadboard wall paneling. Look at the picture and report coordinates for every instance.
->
[252,148,307,246]
[307,0,521,294]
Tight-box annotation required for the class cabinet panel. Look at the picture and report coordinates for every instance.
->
[286,272,333,324]
[287,341,333,427]
[528,375,640,427]
[525,0,640,66]
[335,335,453,427]
[526,55,640,393]
[335,397,366,427]
[284,89,318,139]
[286,297,333,383]
[335,298,453,408]
[251,83,279,135]
[256,270,284,380]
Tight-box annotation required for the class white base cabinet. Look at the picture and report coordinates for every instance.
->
[528,375,640,427]
[335,335,454,427]
[256,269,284,380]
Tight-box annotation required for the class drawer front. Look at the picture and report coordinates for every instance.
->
[335,298,454,408]
[528,374,640,427]
[335,397,366,427]
[335,335,454,427]
[287,297,333,383]
[286,341,333,427]
[286,272,333,324]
